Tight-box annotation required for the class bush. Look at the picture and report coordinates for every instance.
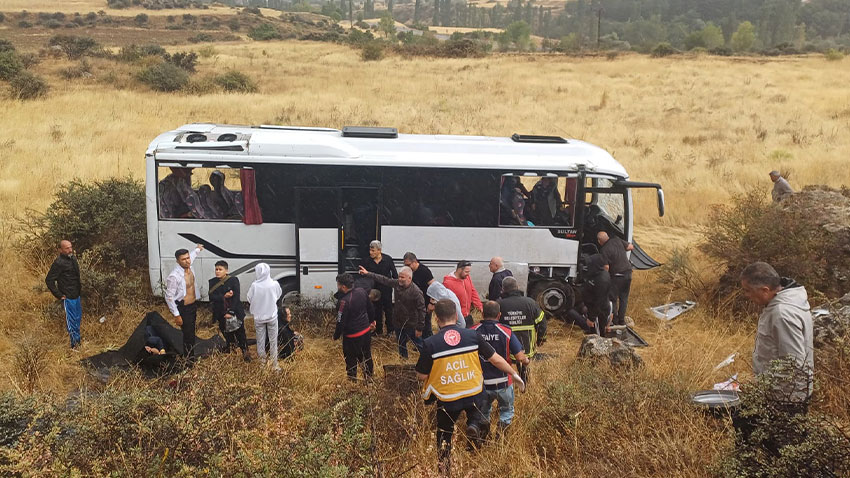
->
[184,75,218,95]
[9,71,49,100]
[164,51,197,72]
[248,23,282,41]
[214,70,257,93]
[59,59,92,79]
[47,35,100,59]
[0,51,24,81]
[136,62,189,92]
[703,187,850,300]
[717,359,850,477]
[825,48,844,61]
[243,6,263,15]
[227,17,240,31]
[709,46,733,56]
[0,39,14,53]
[117,43,167,62]
[439,38,488,58]
[19,178,147,273]
[650,42,676,57]
[0,12,5,23]
[361,41,384,61]
[188,32,214,43]
[18,20,32,28]
[134,13,149,25]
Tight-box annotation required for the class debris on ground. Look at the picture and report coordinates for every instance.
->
[577,335,643,368]
[649,301,697,320]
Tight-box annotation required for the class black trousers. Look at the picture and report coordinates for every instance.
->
[342,334,373,380]
[177,301,197,357]
[610,272,632,326]
[374,290,394,334]
[422,310,434,338]
[436,399,485,476]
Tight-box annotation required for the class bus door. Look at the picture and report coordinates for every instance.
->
[295,187,342,301]
[340,187,380,274]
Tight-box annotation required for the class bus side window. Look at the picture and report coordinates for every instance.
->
[157,166,248,221]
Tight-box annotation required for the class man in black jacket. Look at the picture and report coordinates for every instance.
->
[208,260,249,361]
[361,240,397,336]
[334,273,375,381]
[45,240,82,349]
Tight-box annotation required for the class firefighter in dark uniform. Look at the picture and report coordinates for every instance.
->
[496,276,546,386]
[471,301,529,437]
[416,299,525,477]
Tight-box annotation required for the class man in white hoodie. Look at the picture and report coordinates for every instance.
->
[740,261,814,404]
[248,263,283,371]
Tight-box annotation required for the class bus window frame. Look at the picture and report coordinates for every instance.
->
[155,161,250,223]
[498,172,580,229]
[585,176,629,236]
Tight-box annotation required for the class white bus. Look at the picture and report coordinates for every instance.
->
[145,123,664,317]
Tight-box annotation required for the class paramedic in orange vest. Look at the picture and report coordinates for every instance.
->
[416,299,525,477]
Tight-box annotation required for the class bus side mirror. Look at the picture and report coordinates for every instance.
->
[657,189,665,217]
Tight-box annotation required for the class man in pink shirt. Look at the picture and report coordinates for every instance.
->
[443,260,483,328]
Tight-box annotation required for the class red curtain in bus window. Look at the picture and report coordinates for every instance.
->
[240,169,263,225]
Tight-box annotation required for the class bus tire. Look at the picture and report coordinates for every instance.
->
[529,280,574,319]
[279,277,299,306]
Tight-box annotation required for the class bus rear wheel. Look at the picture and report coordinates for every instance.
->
[278,277,299,306]
[529,280,574,319]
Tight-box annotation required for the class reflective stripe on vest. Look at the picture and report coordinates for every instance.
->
[422,347,484,402]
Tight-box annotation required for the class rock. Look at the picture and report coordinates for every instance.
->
[812,305,850,348]
[577,335,643,368]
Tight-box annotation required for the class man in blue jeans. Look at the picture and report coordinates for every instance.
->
[45,240,82,349]
[472,300,529,436]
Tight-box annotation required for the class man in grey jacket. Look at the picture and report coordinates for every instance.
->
[740,261,814,404]
[769,170,794,203]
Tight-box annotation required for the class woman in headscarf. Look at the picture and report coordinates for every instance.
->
[247,263,282,370]
[207,170,244,219]
[425,282,466,328]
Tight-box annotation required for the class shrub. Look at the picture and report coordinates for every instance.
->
[196,45,217,58]
[134,13,148,25]
[347,28,374,46]
[9,71,49,100]
[117,44,166,62]
[709,46,733,56]
[0,12,5,23]
[45,19,62,28]
[0,39,14,53]
[439,38,487,58]
[650,42,676,57]
[361,41,384,61]
[214,70,257,93]
[188,32,214,43]
[825,48,844,61]
[59,59,92,79]
[19,178,147,272]
[184,75,218,95]
[18,20,32,28]
[243,6,263,15]
[227,17,240,31]
[703,187,850,300]
[0,51,24,81]
[248,23,282,41]
[717,359,850,477]
[164,51,197,72]
[47,35,100,59]
[136,62,189,92]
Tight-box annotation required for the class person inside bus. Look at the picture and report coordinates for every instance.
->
[159,167,205,219]
[205,170,243,220]
[528,177,563,226]
[502,191,532,226]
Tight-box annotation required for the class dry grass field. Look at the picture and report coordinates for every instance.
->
[0,31,848,476]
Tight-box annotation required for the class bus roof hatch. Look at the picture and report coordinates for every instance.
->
[511,134,568,144]
[342,126,399,139]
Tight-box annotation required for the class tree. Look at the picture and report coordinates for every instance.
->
[505,20,532,50]
[731,21,756,51]
[379,12,396,38]
[701,22,725,49]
